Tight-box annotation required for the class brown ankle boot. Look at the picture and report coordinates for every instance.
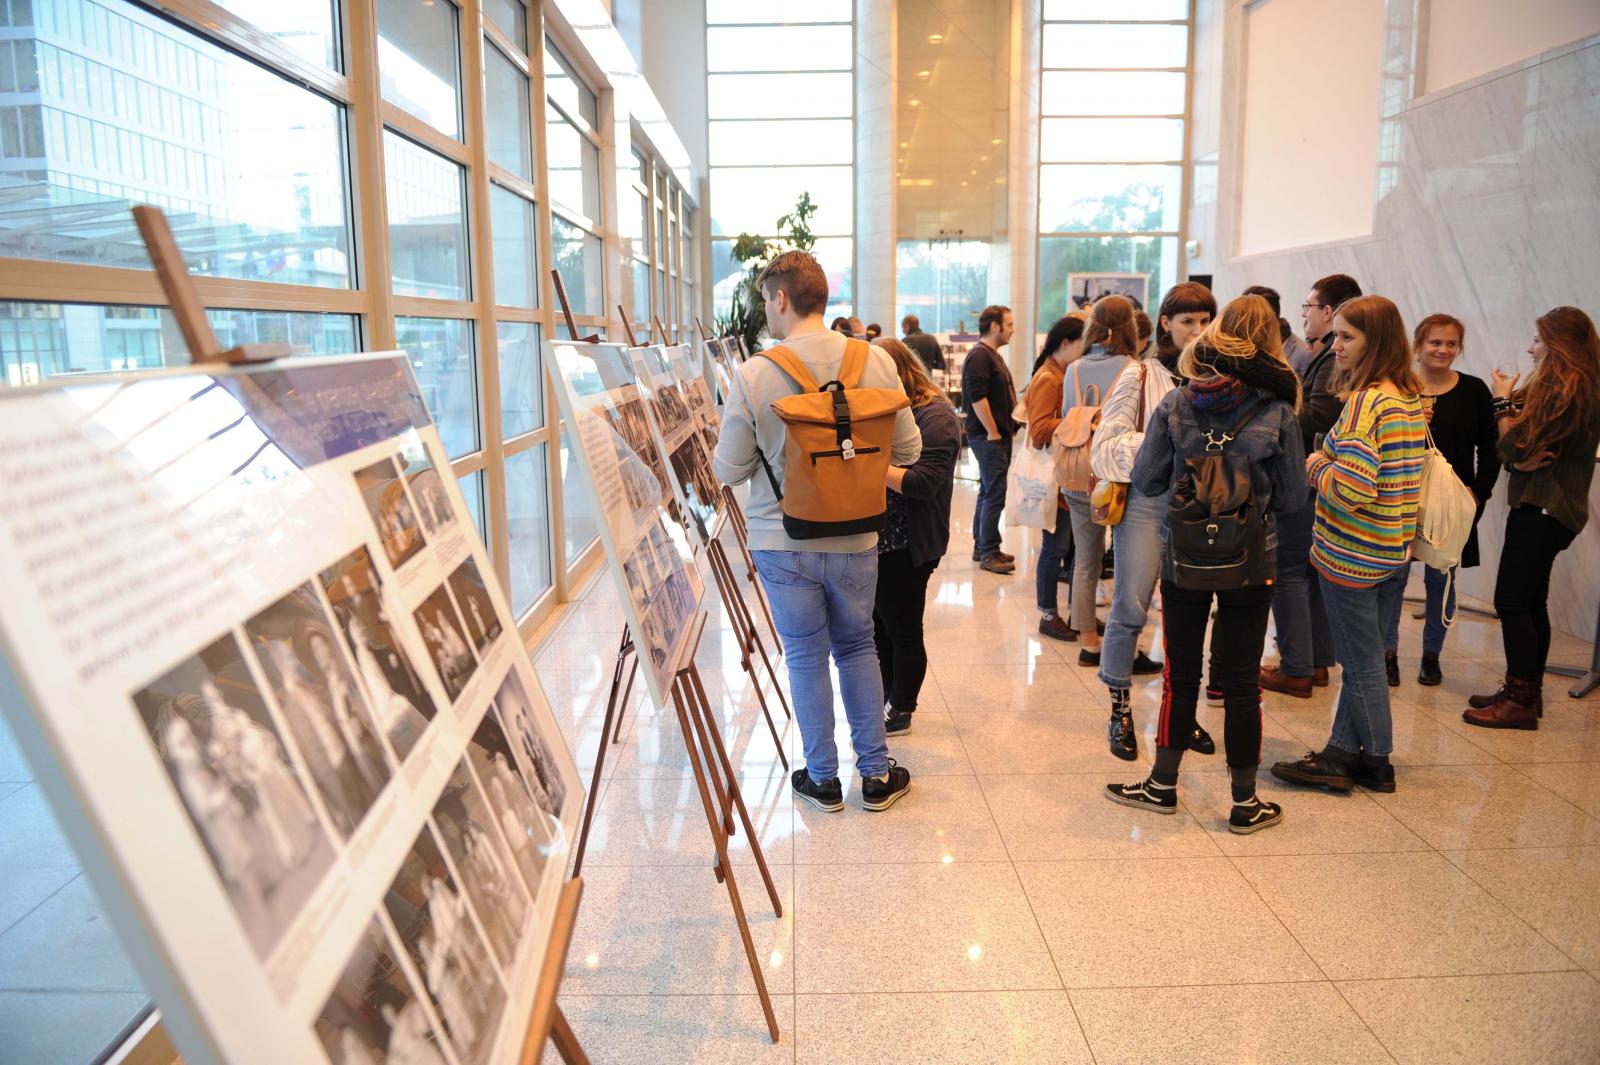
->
[1312,667,1330,688]
[1468,680,1545,716]
[1462,676,1540,730]
[1259,666,1313,699]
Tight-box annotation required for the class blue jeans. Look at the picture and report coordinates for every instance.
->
[1270,496,1335,676]
[752,549,889,782]
[1036,503,1073,613]
[1320,569,1408,758]
[1382,561,1456,655]
[1098,489,1168,688]
[969,434,1012,558]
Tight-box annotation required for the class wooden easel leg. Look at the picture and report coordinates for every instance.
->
[611,655,638,745]
[721,485,783,654]
[548,1007,589,1065]
[571,628,634,878]
[669,676,782,1043]
[707,541,789,770]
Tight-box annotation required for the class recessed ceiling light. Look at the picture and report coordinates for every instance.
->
[960,180,968,186]
[979,154,988,162]
[899,141,908,148]
[909,98,921,108]
[992,137,1002,145]
[929,33,943,44]
[918,69,931,78]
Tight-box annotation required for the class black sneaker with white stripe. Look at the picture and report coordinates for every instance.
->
[884,704,913,736]
[1228,797,1283,834]
[861,759,911,811]
[791,768,843,812]
[1104,777,1177,814]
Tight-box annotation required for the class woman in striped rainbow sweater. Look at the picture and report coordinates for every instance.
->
[1273,295,1427,795]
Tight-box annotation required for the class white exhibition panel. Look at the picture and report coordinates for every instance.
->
[1239,0,1385,255]
[0,354,581,1065]
[1424,0,1600,94]
[628,342,727,553]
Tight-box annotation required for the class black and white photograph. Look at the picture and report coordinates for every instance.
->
[431,759,530,968]
[243,583,392,841]
[1066,271,1149,312]
[655,381,692,431]
[382,826,506,1065]
[399,436,455,538]
[600,407,668,517]
[668,438,719,540]
[492,670,569,819]
[445,558,502,657]
[132,633,335,959]
[321,546,437,759]
[354,456,428,570]
[413,584,477,702]
[638,597,675,673]
[462,719,553,898]
[314,917,451,1065]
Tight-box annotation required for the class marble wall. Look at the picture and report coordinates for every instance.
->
[1188,1,1600,643]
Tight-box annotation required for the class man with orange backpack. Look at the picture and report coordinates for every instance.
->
[714,251,922,813]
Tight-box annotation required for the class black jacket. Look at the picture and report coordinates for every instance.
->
[1295,335,1344,455]
[904,330,944,371]
[894,400,961,567]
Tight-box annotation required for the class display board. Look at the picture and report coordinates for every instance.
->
[0,354,582,1065]
[628,344,726,552]
[547,341,705,708]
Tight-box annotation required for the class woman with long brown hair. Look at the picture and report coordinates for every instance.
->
[1464,307,1600,729]
[871,338,961,736]
[1273,296,1426,795]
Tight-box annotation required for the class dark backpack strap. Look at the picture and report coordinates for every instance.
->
[1194,394,1266,452]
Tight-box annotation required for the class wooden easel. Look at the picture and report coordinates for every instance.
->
[518,879,588,1064]
[721,483,783,653]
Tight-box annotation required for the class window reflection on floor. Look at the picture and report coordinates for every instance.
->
[0,712,151,1063]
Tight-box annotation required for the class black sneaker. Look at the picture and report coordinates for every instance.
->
[1189,725,1216,755]
[792,768,844,812]
[1108,710,1138,761]
[861,759,910,811]
[884,707,913,736]
[1271,751,1356,792]
[1229,797,1284,834]
[1385,652,1400,688]
[1204,686,1224,706]
[1078,648,1101,667]
[1104,778,1177,814]
[1351,757,1396,793]
[1130,650,1163,675]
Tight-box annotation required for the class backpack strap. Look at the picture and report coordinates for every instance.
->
[1069,361,1085,410]
[836,338,871,389]
[1194,395,1267,452]
[1134,362,1149,432]
[757,345,821,392]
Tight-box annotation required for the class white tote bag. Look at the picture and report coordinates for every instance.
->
[1008,442,1058,532]
[1412,426,1477,627]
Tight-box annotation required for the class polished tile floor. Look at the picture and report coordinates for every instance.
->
[541,469,1600,1064]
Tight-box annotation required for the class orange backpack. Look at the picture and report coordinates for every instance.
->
[755,339,910,539]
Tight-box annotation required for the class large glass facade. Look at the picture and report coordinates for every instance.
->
[1035,2,1192,330]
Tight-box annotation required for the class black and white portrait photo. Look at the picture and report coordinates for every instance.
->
[383,826,506,1065]
[132,633,335,959]
[461,727,552,900]
[321,546,437,759]
[414,584,477,702]
[446,559,502,657]
[243,582,392,840]
[399,437,455,539]
[668,438,718,540]
[491,671,568,819]
[431,760,530,969]
[355,455,428,570]
[314,917,451,1065]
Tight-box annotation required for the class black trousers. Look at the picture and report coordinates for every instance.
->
[1156,580,1275,768]
[873,549,939,713]
[1494,506,1577,682]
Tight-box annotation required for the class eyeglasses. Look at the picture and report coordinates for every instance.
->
[1300,302,1326,312]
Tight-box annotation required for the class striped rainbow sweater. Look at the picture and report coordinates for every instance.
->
[1309,388,1427,587]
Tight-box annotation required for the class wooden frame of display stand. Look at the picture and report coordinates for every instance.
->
[137,205,595,1064]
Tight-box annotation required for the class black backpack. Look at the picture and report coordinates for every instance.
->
[1165,396,1276,590]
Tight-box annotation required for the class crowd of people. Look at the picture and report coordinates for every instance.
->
[716,249,1600,832]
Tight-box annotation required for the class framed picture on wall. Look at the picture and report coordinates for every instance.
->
[1065,272,1150,312]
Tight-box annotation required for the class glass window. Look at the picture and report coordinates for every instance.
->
[551,215,602,317]
[396,316,478,459]
[708,72,852,119]
[1039,165,1182,232]
[1041,117,1184,162]
[559,430,599,563]
[631,258,650,329]
[484,41,532,180]
[706,0,852,21]
[1041,24,1188,68]
[545,105,600,221]
[384,131,469,300]
[708,166,853,237]
[0,3,352,289]
[544,39,596,127]
[458,468,485,540]
[496,321,542,437]
[483,0,527,53]
[375,0,461,138]
[1036,235,1179,330]
[490,184,537,308]
[1044,0,1186,18]
[1042,71,1186,116]
[711,235,852,318]
[707,26,852,70]
[709,119,852,166]
[506,444,551,614]
[214,0,339,69]
[895,239,991,334]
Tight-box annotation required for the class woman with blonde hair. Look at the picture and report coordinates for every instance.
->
[1105,294,1305,833]
[871,337,961,735]
[1274,295,1426,794]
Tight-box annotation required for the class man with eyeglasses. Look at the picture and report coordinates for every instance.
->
[1260,272,1362,699]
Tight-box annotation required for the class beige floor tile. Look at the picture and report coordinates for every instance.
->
[794,990,1093,1064]
[1367,764,1600,849]
[543,994,793,1064]
[1427,703,1600,763]
[982,774,1221,861]
[1070,982,1392,1065]
[1514,760,1600,817]
[955,711,1150,775]
[561,861,793,996]
[931,661,1099,713]
[612,700,791,780]
[1233,851,1575,979]
[1181,770,1430,855]
[793,774,1007,864]
[792,863,1059,993]
[1338,972,1600,1065]
[796,708,974,779]
[923,624,1069,666]
[1400,658,1510,709]
[1017,857,1321,988]
[1443,846,1600,970]
[577,770,793,867]
[1268,699,1502,767]
[1130,702,1310,770]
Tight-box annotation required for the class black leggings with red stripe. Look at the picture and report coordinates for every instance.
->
[1157,580,1275,769]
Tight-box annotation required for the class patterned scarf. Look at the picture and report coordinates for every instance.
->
[1185,374,1250,413]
